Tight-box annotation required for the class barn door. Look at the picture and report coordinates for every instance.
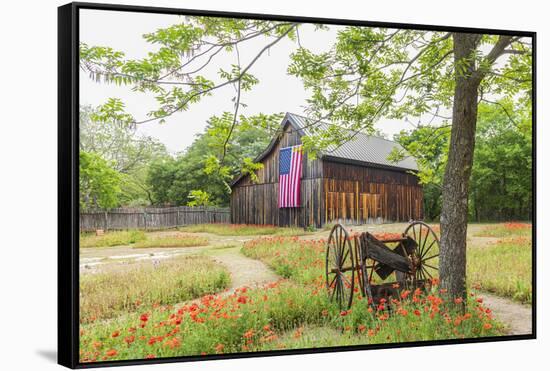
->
[359,193,381,222]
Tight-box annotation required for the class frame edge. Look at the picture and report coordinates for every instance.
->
[58,2,79,369]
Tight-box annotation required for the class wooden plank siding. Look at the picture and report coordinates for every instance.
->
[231,121,324,227]
[230,119,423,228]
[322,161,423,224]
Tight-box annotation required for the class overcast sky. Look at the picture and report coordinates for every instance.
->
[79,9,420,154]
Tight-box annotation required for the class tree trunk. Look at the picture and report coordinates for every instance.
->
[440,33,481,300]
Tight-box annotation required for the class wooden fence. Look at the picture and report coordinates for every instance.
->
[79,206,230,232]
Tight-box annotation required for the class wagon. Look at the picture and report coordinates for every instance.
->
[325,221,440,310]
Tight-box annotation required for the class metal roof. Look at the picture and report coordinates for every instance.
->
[286,113,418,171]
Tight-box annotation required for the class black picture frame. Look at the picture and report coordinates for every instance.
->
[58,2,537,368]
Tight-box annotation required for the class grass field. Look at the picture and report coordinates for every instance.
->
[133,234,208,248]
[80,255,230,323]
[80,231,208,249]
[468,236,532,304]
[179,223,307,236]
[78,221,531,362]
[474,222,532,238]
[80,230,147,248]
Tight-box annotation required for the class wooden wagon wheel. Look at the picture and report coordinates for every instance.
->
[326,224,355,310]
[355,235,375,307]
[398,221,440,284]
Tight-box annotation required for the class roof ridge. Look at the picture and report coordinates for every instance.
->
[286,112,396,144]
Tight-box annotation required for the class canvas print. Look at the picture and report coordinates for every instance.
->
[75,6,533,365]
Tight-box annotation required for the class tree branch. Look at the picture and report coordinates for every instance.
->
[133,24,297,125]
[472,35,513,82]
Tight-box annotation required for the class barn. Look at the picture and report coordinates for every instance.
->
[230,113,423,228]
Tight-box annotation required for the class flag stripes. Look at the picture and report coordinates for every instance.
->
[278,145,303,208]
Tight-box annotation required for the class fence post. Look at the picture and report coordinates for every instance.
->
[143,210,148,230]
[104,211,108,231]
[176,208,180,227]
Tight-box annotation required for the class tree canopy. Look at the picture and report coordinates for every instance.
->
[393,99,532,222]
[146,112,282,206]
[80,105,169,207]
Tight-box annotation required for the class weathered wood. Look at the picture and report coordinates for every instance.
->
[361,232,411,275]
[80,206,230,232]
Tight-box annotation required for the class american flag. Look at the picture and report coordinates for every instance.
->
[278,145,303,208]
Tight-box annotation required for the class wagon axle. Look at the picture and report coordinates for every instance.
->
[325,221,440,310]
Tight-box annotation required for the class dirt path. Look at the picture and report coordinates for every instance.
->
[481,292,532,335]
[209,248,281,291]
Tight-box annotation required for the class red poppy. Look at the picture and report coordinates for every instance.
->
[215,343,225,353]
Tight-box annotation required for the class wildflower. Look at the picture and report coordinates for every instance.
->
[105,349,117,357]
[358,324,367,333]
[454,297,463,304]
[237,295,248,304]
[215,343,225,353]
[111,330,120,338]
[243,329,255,339]
[483,323,492,330]
[145,354,156,359]
[414,309,421,317]
[163,337,181,349]
[140,313,149,322]
[400,290,411,299]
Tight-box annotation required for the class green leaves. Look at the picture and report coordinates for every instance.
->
[145,112,280,207]
[79,151,121,209]
[187,190,212,207]
[89,98,134,126]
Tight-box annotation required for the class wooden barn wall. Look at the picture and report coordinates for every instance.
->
[230,178,323,227]
[231,122,324,227]
[322,161,423,224]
